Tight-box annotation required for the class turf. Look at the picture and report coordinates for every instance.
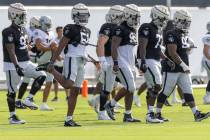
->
[0,88,210,140]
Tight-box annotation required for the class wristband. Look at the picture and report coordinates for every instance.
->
[98,56,106,62]
[113,60,118,65]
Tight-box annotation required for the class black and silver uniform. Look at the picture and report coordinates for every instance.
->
[163,29,191,72]
[63,24,91,53]
[113,21,137,46]
[2,24,30,62]
[99,23,117,56]
[138,22,162,60]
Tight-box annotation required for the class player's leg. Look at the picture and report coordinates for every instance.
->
[6,70,26,124]
[202,60,210,104]
[178,73,210,121]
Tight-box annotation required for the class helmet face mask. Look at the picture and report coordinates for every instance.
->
[39,16,52,32]
[72,3,90,26]
[105,5,124,25]
[8,3,27,27]
[207,22,210,33]
[30,16,40,29]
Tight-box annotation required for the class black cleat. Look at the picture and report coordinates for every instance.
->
[194,111,210,122]
[64,120,81,127]
[104,101,115,120]
[9,115,26,124]
[156,112,169,122]
[123,113,141,123]
[164,99,172,106]
[182,102,188,107]
[36,62,50,71]
[15,100,27,109]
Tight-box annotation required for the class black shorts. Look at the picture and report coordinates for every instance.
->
[53,66,63,83]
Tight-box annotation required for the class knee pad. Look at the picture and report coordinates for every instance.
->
[183,93,194,102]
[36,75,46,85]
[148,88,158,98]
[154,84,162,93]
[157,92,168,104]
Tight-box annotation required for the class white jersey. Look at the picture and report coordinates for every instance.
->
[202,34,210,62]
[66,44,87,58]
[117,44,136,70]
[33,29,55,64]
[26,27,35,43]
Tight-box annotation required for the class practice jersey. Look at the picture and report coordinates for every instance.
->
[63,24,91,57]
[98,23,117,57]
[163,29,191,72]
[202,33,210,62]
[33,29,55,64]
[2,24,30,63]
[113,22,137,69]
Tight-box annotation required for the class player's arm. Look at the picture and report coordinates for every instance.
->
[96,34,109,57]
[111,35,122,63]
[50,41,63,61]
[203,44,210,60]
[35,38,51,52]
[6,43,18,66]
[138,37,148,60]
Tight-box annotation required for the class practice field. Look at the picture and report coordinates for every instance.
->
[0,89,210,140]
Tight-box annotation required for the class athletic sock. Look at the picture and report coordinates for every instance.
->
[125,110,131,114]
[156,107,162,113]
[206,91,210,96]
[10,112,16,117]
[148,106,154,113]
[182,99,185,103]
[110,99,117,107]
[191,106,198,114]
[66,116,73,121]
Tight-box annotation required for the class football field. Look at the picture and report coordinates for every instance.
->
[0,89,210,140]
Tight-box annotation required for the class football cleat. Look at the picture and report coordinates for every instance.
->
[123,113,141,123]
[64,119,81,127]
[98,111,111,120]
[133,94,141,107]
[182,102,188,107]
[104,101,115,120]
[156,112,169,122]
[146,112,164,123]
[194,111,210,122]
[40,103,54,111]
[36,62,50,71]
[9,115,26,124]
[51,97,59,102]
[23,98,39,110]
[114,102,124,109]
[203,95,210,104]
[15,100,27,109]
[164,99,172,106]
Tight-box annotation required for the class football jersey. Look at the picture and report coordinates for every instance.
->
[2,24,30,63]
[63,24,91,57]
[163,29,191,72]
[113,22,137,69]
[202,33,210,62]
[98,23,117,57]
[138,22,162,60]
[33,29,55,64]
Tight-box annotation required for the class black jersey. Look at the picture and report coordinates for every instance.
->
[99,23,117,57]
[162,29,191,73]
[138,22,162,60]
[113,22,137,46]
[2,24,30,62]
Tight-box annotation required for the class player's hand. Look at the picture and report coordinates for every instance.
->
[166,58,175,70]
[180,62,190,73]
[15,65,24,76]
[140,59,148,73]
[47,62,55,73]
[113,65,119,74]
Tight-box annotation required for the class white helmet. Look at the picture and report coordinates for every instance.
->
[71,3,90,26]
[173,9,192,32]
[206,22,210,32]
[124,4,141,29]
[39,16,52,32]
[150,5,170,29]
[30,16,40,29]
[105,5,124,25]
[8,3,27,27]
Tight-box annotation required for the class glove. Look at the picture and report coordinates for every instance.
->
[165,58,175,70]
[15,65,24,76]
[98,56,109,71]
[180,61,190,73]
[140,59,148,73]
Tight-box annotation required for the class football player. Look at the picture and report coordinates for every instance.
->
[202,21,210,104]
[37,3,91,127]
[15,16,41,109]
[156,9,210,122]
[104,4,141,122]
[96,5,124,120]
[33,15,57,111]
[138,5,171,123]
[2,3,46,124]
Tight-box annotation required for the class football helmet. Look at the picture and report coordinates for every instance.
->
[206,22,210,32]
[105,5,124,25]
[8,3,27,27]
[124,4,141,29]
[39,16,52,32]
[150,5,170,29]
[30,16,40,29]
[71,3,90,26]
[173,9,192,32]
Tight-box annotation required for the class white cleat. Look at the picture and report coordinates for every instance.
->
[133,94,141,107]
[23,98,39,110]
[93,95,100,114]
[115,102,124,109]
[98,111,111,120]
[203,95,210,104]
[40,103,54,111]
[146,112,164,123]
[9,115,26,124]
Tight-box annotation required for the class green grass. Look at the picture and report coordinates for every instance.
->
[0,89,210,140]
